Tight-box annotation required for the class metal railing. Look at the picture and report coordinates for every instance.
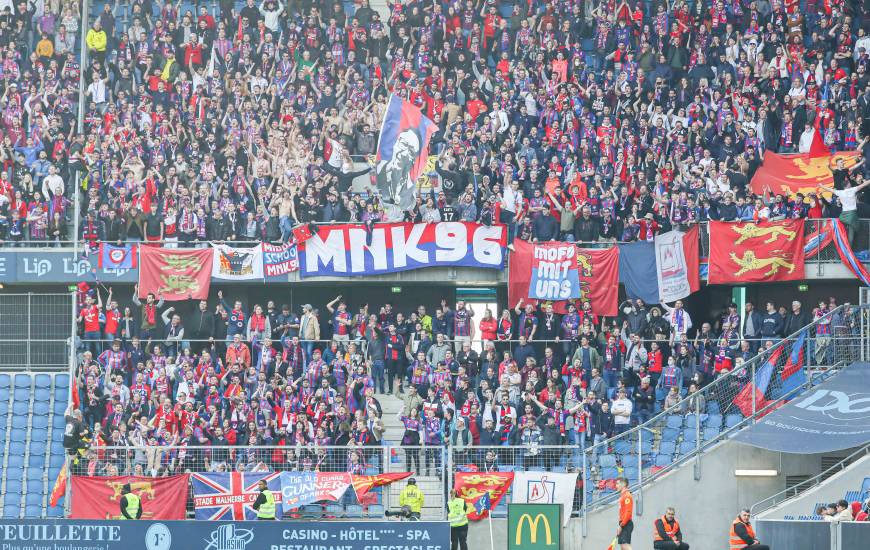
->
[750,443,870,516]
[577,304,869,526]
[0,293,75,371]
[68,444,447,519]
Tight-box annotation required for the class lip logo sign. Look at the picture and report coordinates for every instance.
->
[793,390,870,420]
[515,513,553,546]
[23,258,51,277]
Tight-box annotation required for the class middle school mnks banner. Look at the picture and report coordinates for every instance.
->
[299,222,507,277]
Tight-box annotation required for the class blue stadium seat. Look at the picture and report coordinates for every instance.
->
[325,504,344,517]
[13,374,31,388]
[598,454,617,468]
[862,477,870,495]
[3,504,20,518]
[53,401,67,414]
[54,386,69,401]
[665,415,683,429]
[702,427,720,441]
[0,373,10,388]
[345,505,363,518]
[301,505,322,518]
[13,389,30,403]
[706,402,721,414]
[34,374,51,389]
[678,441,695,455]
[600,467,618,479]
[24,505,42,518]
[639,439,653,455]
[55,374,69,389]
[47,505,64,517]
[844,490,860,503]
[28,455,46,469]
[0,399,8,414]
[654,454,672,467]
[34,389,50,403]
[684,414,699,429]
[682,429,697,442]
[657,441,676,456]
[705,414,723,429]
[623,467,639,482]
[31,416,49,431]
[366,504,385,517]
[11,415,27,428]
[12,402,28,416]
[4,480,22,495]
[725,413,743,428]
[613,440,632,455]
[784,515,795,520]
[661,428,680,442]
[9,442,25,455]
[25,493,43,506]
[49,455,65,469]
[52,416,66,430]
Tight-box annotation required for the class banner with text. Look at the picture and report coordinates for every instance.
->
[299,222,507,277]
[191,472,281,520]
[262,242,299,278]
[70,475,189,520]
[279,472,352,509]
[0,519,450,550]
[527,242,581,301]
[655,226,700,303]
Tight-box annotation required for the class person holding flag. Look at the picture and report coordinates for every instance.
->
[447,488,474,550]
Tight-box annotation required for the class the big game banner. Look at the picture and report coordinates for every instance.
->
[138,247,213,300]
[70,475,189,519]
[212,244,264,280]
[708,220,805,284]
[299,222,506,277]
[508,240,619,315]
[375,94,437,220]
[511,471,578,526]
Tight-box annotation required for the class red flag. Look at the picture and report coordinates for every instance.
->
[138,247,213,301]
[292,224,313,243]
[508,240,619,315]
[708,220,805,284]
[71,377,80,410]
[749,150,859,197]
[453,472,514,520]
[808,127,830,158]
[49,463,68,507]
[732,346,783,417]
[236,15,243,41]
[352,472,412,501]
[71,475,189,519]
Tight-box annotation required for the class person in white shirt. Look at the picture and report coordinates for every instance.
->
[611,389,634,434]
[41,165,64,199]
[797,123,816,153]
[662,300,693,337]
[819,158,869,245]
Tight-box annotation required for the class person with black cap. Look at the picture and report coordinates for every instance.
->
[390,478,423,520]
[120,484,142,519]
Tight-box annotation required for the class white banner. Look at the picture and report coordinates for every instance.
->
[655,230,691,303]
[511,471,578,526]
[212,244,264,280]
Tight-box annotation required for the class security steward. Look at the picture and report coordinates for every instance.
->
[398,478,424,519]
[730,509,769,550]
[447,489,472,550]
[252,479,276,520]
[119,484,142,519]
[653,507,689,550]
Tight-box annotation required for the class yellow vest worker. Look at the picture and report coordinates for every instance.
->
[86,25,107,53]
[399,479,424,517]
[447,490,470,550]
[120,484,142,519]
[253,480,276,520]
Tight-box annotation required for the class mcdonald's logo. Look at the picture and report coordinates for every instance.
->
[515,513,552,545]
[508,504,561,550]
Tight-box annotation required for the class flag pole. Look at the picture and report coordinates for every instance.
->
[487,508,495,550]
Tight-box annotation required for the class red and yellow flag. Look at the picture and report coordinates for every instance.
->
[138,247,213,301]
[453,472,514,520]
[749,150,860,198]
[708,220,805,284]
[49,462,68,507]
[351,472,412,501]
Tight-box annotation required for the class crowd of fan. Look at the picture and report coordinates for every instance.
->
[0,0,869,249]
[65,281,862,475]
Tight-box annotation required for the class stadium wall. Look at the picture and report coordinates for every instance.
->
[466,440,831,550]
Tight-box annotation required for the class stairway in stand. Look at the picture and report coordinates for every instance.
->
[378,391,445,520]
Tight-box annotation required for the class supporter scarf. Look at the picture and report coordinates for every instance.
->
[144,303,156,325]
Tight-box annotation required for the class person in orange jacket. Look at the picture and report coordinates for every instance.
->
[653,507,689,550]
[615,477,634,550]
[729,509,769,550]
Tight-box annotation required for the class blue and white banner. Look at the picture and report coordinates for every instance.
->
[299,222,507,277]
[0,519,450,550]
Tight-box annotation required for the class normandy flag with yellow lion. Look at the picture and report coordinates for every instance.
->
[708,220,805,284]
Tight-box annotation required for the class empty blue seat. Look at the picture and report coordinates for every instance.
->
[0,373,10,388]
[706,402,721,414]
[25,493,43,505]
[844,490,860,503]
[725,413,743,428]
[784,515,795,520]
[7,455,24,469]
[3,504,20,518]
[34,389,50,403]
[345,505,363,518]
[600,467,618,479]
[684,414,699,429]
[12,403,28,416]
[703,427,720,441]
[662,428,680,442]
[598,454,617,468]
[34,374,51,389]
[14,374,31,388]
[5,480,22,494]
[613,440,632,455]
[24,505,42,518]
[665,415,683,429]
[682,429,697,442]
[52,416,65,429]
[639,439,653,455]
[28,456,46,469]
[9,442,25,455]
[11,416,27,429]
[325,504,344,517]
[654,454,673,467]
[47,505,64,517]
[366,504,385,517]
[49,455,65,469]
[13,389,30,403]
[678,441,695,455]
[706,414,723,429]
[55,374,69,389]
[658,441,676,456]
[31,416,48,431]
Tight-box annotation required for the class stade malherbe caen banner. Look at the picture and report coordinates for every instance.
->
[0,520,449,550]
